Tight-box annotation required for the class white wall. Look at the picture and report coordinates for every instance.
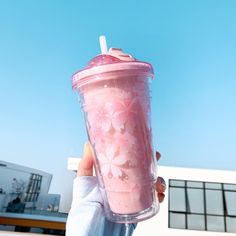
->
[48,167,76,212]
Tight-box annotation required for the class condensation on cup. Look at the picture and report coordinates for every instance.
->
[72,36,159,223]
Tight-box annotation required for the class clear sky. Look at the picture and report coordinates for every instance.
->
[0,0,236,182]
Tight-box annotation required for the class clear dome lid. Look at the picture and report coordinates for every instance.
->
[72,47,154,89]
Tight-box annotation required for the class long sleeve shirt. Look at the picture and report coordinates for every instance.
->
[66,176,136,236]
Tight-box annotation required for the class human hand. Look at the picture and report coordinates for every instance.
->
[77,142,166,203]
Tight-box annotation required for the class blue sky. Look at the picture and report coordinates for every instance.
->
[0,0,236,178]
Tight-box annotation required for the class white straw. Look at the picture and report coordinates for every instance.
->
[99,35,108,54]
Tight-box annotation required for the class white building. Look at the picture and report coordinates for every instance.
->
[134,166,236,236]
[0,160,52,211]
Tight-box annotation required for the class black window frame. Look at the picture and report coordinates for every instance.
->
[169,179,236,233]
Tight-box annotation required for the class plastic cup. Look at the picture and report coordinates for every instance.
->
[72,45,159,223]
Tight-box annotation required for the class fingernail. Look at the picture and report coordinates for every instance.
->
[158,193,165,203]
[156,151,161,157]
[156,151,161,161]
[83,142,91,157]
[159,177,166,191]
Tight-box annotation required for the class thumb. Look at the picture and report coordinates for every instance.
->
[77,142,94,177]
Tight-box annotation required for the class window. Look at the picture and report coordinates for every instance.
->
[24,173,42,202]
[169,179,236,233]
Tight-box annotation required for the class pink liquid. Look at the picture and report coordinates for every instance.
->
[81,75,155,214]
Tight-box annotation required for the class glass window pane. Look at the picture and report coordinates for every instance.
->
[207,216,224,232]
[169,187,186,212]
[187,181,203,188]
[205,182,221,189]
[226,217,236,233]
[169,213,186,229]
[225,191,236,215]
[170,180,185,187]
[224,184,236,191]
[187,189,204,213]
[206,190,223,215]
[187,214,205,230]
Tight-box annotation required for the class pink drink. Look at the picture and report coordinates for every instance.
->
[72,47,159,223]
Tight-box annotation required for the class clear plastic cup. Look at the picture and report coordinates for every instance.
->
[72,48,159,223]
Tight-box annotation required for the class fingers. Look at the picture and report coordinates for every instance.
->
[77,142,94,177]
[155,176,166,192]
[157,193,165,203]
[156,151,161,162]
[155,151,166,202]
[155,176,166,203]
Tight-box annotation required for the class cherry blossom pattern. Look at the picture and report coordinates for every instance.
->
[112,98,139,131]
[97,146,127,179]
[87,102,114,132]
[88,96,141,134]
[113,131,136,150]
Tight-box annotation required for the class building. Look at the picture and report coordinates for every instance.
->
[134,166,236,236]
[0,160,67,234]
[0,160,53,211]
[1,161,236,235]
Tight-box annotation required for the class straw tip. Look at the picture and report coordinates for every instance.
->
[99,35,108,54]
[99,35,106,40]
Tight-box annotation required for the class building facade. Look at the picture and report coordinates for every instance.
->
[0,160,52,211]
[134,166,236,236]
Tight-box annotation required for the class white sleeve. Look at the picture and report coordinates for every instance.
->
[66,176,136,236]
[66,176,105,236]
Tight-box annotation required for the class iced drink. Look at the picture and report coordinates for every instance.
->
[72,40,159,223]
